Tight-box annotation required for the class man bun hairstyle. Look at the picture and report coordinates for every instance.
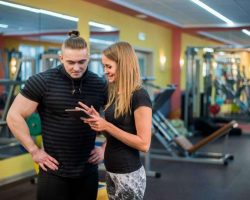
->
[62,30,87,50]
[68,30,80,37]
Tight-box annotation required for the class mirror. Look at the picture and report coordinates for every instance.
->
[88,21,119,77]
[0,1,77,159]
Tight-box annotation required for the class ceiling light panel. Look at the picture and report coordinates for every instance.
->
[242,29,250,37]
[0,0,78,21]
[0,23,8,28]
[110,0,250,28]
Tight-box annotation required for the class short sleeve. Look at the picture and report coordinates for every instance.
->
[20,74,47,103]
[132,87,152,111]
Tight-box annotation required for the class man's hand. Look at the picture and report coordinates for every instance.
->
[31,149,59,171]
[88,146,104,165]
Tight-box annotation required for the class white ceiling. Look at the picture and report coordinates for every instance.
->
[108,0,250,46]
[111,0,250,27]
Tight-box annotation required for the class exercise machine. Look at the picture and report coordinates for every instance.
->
[40,49,60,72]
[149,86,236,165]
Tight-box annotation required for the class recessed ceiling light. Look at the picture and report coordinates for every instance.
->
[0,24,8,28]
[88,21,114,31]
[136,14,147,19]
[89,38,114,45]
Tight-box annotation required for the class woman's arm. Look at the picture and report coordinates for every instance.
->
[105,106,152,152]
[85,106,152,152]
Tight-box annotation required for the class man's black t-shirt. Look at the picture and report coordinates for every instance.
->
[21,65,107,177]
[104,87,152,173]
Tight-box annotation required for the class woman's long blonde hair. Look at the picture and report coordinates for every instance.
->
[103,42,141,118]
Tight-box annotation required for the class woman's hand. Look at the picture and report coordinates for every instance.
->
[76,102,100,117]
[77,101,107,131]
[88,146,105,164]
[83,115,107,132]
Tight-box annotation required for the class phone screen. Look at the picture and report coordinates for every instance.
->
[65,109,92,119]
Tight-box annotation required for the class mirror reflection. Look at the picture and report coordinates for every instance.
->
[88,21,119,77]
[0,2,77,160]
[0,1,153,163]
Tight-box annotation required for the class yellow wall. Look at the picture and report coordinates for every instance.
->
[4,37,60,51]
[13,0,172,87]
[239,52,250,77]
[3,37,61,79]
[0,154,34,181]
[4,37,60,65]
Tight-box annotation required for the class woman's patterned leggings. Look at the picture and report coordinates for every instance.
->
[106,166,146,200]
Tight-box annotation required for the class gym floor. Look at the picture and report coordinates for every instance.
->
[1,133,250,200]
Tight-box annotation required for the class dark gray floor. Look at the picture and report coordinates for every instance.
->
[1,134,250,200]
[145,134,250,200]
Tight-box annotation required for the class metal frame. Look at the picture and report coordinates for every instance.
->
[151,111,234,165]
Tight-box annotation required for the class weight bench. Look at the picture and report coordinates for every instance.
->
[174,120,237,154]
[151,111,236,165]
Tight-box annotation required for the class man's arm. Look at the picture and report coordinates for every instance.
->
[6,94,59,171]
[7,93,39,153]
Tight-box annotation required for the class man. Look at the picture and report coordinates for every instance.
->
[7,30,107,200]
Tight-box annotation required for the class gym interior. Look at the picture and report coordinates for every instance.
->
[1,0,250,200]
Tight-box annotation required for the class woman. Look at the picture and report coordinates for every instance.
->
[79,41,152,200]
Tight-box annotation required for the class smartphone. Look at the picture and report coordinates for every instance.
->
[65,109,92,119]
